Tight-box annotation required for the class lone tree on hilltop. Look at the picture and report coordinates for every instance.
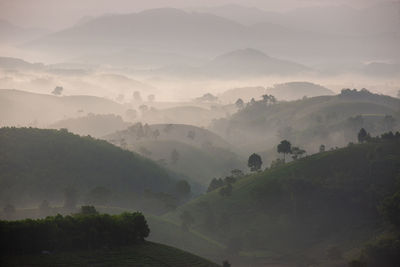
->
[248,153,262,172]
[277,140,292,162]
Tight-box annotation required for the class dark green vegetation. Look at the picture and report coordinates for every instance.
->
[0,211,149,253]
[165,134,400,266]
[0,127,181,211]
[0,210,219,267]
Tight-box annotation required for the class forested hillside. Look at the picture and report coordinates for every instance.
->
[165,133,400,266]
[0,127,180,211]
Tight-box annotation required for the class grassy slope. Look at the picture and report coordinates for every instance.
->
[97,206,225,262]
[2,241,220,267]
[164,139,400,265]
[0,127,176,206]
[105,123,245,185]
[130,139,245,186]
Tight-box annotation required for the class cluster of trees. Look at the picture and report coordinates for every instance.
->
[0,211,149,253]
[277,140,306,162]
[194,93,218,103]
[132,91,155,103]
[122,123,161,141]
[207,169,244,193]
[246,140,306,174]
[357,128,400,144]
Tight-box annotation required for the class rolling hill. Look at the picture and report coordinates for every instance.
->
[50,113,131,137]
[165,135,400,266]
[0,89,125,127]
[211,89,400,158]
[218,82,334,104]
[218,86,266,104]
[0,19,49,44]
[202,48,309,78]
[0,127,179,209]
[265,81,334,101]
[105,124,244,186]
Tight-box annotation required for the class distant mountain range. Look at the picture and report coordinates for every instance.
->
[203,48,309,77]
[24,7,400,66]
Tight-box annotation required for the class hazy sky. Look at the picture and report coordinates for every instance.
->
[0,0,395,30]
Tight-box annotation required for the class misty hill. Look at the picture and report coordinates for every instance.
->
[105,124,243,185]
[218,82,333,104]
[200,3,399,36]
[362,62,400,78]
[218,86,266,104]
[192,4,281,26]
[126,139,243,187]
[0,127,178,208]
[106,123,233,151]
[27,8,249,57]
[0,56,45,71]
[96,73,157,93]
[50,113,131,137]
[265,82,335,101]
[202,48,309,77]
[165,136,400,266]
[212,89,400,156]
[141,105,233,128]
[25,7,399,66]
[0,20,49,44]
[0,89,125,127]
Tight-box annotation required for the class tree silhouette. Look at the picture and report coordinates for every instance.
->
[235,98,244,109]
[319,144,326,153]
[277,140,292,162]
[291,146,306,160]
[248,153,262,172]
[52,86,63,96]
[357,128,370,143]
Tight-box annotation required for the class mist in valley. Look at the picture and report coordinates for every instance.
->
[1,0,400,266]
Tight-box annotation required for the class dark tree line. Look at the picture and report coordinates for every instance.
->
[0,212,149,254]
